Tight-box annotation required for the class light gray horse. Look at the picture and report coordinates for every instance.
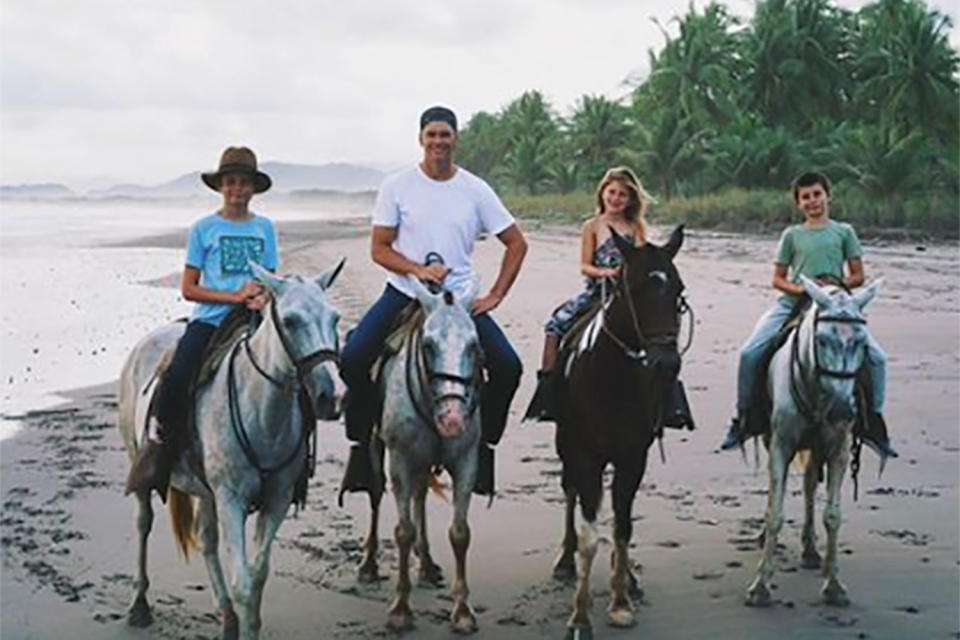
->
[746,275,881,608]
[117,261,346,640]
[355,276,483,634]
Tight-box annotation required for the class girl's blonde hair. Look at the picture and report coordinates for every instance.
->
[595,166,655,240]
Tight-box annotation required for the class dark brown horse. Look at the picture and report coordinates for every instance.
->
[552,226,686,639]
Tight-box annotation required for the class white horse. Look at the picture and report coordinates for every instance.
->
[746,275,881,608]
[356,277,483,634]
[117,261,346,640]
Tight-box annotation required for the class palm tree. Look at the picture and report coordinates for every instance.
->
[567,95,633,181]
[629,111,705,200]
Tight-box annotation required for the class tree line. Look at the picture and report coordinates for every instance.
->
[457,0,959,234]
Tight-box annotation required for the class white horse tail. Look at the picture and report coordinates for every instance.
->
[168,488,197,560]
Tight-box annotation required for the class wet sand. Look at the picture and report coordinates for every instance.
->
[2,219,958,639]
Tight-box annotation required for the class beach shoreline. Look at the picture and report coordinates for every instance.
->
[2,218,957,639]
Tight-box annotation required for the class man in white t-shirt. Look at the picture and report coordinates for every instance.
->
[339,106,528,499]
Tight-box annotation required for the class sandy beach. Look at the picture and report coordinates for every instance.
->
[1,217,958,639]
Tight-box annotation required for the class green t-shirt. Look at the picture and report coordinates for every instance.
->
[775,219,862,299]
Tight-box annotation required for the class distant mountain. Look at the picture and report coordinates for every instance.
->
[0,183,75,199]
[86,162,386,199]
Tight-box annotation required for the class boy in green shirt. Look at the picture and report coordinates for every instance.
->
[720,171,896,458]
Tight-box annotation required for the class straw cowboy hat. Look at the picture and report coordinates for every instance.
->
[201,146,272,193]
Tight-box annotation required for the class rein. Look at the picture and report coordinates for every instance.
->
[228,295,338,476]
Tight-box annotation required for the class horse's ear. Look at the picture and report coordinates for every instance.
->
[457,277,481,311]
[405,275,440,312]
[852,278,882,310]
[316,257,346,290]
[609,225,635,258]
[800,275,833,308]
[250,261,285,293]
[664,224,684,260]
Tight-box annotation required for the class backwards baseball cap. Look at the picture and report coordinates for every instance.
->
[419,105,457,132]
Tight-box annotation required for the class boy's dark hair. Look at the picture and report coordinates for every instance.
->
[792,171,832,201]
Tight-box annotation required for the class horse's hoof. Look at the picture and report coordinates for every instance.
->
[450,602,478,634]
[607,605,635,628]
[127,600,153,628]
[386,601,414,633]
[418,560,444,588]
[552,555,576,582]
[358,563,380,584]
[745,582,773,607]
[565,624,594,640]
[221,608,239,640]
[822,580,850,607]
[801,549,822,570]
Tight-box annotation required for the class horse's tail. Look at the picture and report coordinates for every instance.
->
[794,449,811,473]
[168,487,197,561]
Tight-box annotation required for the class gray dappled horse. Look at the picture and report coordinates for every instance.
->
[745,275,882,608]
[355,276,483,634]
[117,262,346,640]
[554,227,685,640]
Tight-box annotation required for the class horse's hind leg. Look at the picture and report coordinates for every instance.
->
[746,438,789,607]
[127,491,154,627]
[801,456,822,570]
[195,496,236,639]
[821,440,851,607]
[552,467,577,582]
[358,440,384,584]
[567,462,603,639]
[414,477,444,588]
[607,463,646,628]
[448,460,477,634]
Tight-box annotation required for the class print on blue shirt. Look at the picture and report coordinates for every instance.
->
[220,236,265,275]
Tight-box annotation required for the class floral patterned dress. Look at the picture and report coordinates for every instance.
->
[544,234,632,337]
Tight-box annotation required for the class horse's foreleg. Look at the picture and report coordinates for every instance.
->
[552,467,577,582]
[607,465,645,628]
[567,464,602,637]
[448,457,477,634]
[127,491,154,628]
[746,439,789,607]
[801,457,822,570]
[196,496,236,639]
[248,492,289,633]
[415,477,443,588]
[386,459,415,632]
[821,440,851,607]
[216,492,256,640]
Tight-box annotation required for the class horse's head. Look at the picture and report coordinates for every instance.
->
[407,277,482,439]
[800,275,882,422]
[609,224,686,379]
[251,260,347,420]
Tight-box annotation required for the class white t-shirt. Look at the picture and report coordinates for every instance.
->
[371,165,515,299]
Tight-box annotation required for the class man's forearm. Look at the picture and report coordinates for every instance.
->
[489,238,527,299]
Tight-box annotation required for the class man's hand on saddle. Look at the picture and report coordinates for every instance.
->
[471,291,503,316]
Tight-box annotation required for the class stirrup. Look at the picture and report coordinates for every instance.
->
[522,370,555,422]
[338,443,375,507]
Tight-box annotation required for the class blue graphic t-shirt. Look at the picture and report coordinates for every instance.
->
[185,212,279,326]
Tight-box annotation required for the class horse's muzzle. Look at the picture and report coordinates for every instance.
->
[435,396,469,439]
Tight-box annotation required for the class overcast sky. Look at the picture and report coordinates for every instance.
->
[1,0,956,189]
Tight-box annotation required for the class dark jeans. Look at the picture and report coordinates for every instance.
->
[340,284,522,445]
[155,320,216,439]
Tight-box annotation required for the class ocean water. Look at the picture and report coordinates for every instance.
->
[0,198,356,440]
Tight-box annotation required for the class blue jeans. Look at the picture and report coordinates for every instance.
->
[156,320,216,437]
[736,297,887,414]
[340,284,522,445]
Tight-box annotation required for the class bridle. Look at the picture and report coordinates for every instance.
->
[405,312,481,429]
[227,293,340,475]
[598,262,690,367]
